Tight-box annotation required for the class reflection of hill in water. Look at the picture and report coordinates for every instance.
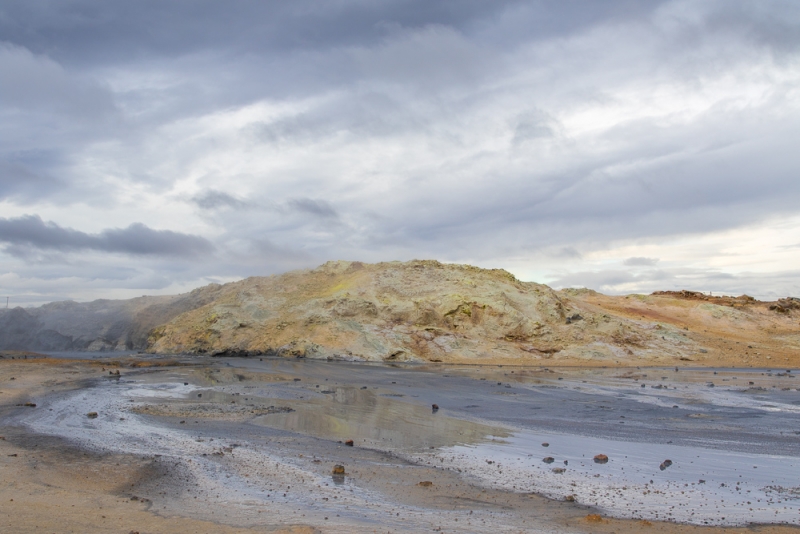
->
[258,386,508,451]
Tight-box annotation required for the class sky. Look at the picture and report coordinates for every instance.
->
[1,0,799,306]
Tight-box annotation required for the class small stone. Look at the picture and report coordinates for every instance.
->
[345,439,354,446]
[332,465,345,475]
[87,412,98,419]
[542,442,549,447]
[593,454,609,464]
[659,459,673,470]
[418,481,433,487]
[543,457,554,464]
[551,467,566,474]
[564,494,576,502]
[431,404,439,412]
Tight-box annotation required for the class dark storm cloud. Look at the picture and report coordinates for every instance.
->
[0,215,213,257]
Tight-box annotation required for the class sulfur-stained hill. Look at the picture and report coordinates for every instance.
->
[2,259,797,366]
[146,260,800,367]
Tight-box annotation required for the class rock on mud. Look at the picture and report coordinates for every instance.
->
[594,454,609,464]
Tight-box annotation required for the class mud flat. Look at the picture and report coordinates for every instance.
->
[2,354,800,533]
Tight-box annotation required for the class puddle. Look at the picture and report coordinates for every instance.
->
[254,385,509,451]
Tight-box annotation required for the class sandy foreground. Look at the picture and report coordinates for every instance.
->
[2,354,799,534]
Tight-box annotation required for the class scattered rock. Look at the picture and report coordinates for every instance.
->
[551,467,566,474]
[542,442,549,447]
[87,412,98,419]
[332,465,346,475]
[586,514,604,523]
[543,457,554,464]
[659,459,673,471]
[593,454,609,464]
[431,404,439,412]
[418,481,433,487]
[345,439,354,446]
[16,402,36,408]
[564,494,576,502]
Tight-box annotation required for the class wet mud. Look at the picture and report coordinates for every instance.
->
[3,354,800,533]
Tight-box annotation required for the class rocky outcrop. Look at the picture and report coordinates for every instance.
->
[3,260,798,365]
[146,260,702,364]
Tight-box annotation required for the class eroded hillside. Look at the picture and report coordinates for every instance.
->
[146,260,799,366]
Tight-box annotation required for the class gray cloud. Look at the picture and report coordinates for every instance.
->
[624,257,659,266]
[191,190,250,210]
[0,0,799,304]
[0,215,213,257]
[0,157,63,201]
[287,198,339,219]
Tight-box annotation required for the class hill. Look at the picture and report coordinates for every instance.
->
[2,260,797,366]
[146,260,800,367]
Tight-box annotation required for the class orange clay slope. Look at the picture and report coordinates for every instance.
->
[145,260,800,368]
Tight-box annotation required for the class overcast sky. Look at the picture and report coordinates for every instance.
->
[1,0,799,305]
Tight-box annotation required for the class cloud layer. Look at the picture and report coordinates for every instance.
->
[0,215,213,257]
[1,0,799,305]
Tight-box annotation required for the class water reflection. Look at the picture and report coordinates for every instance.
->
[256,386,507,451]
